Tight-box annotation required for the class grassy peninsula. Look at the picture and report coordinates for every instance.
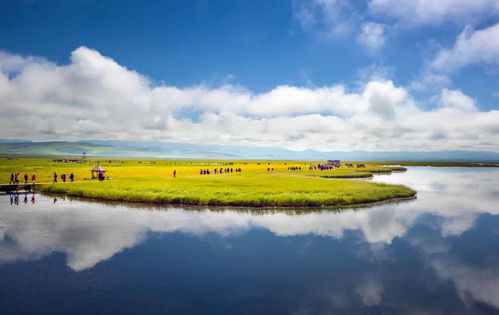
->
[1,156,416,208]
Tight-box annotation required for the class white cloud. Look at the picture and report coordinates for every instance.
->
[357,23,386,52]
[440,89,477,112]
[294,0,499,54]
[432,23,499,72]
[369,0,499,27]
[1,47,499,151]
[293,0,358,38]
[409,72,452,91]
[411,22,499,92]
[357,64,394,82]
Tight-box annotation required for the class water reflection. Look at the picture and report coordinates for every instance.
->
[1,167,499,312]
[8,192,36,205]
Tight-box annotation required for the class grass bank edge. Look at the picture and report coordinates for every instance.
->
[38,180,416,208]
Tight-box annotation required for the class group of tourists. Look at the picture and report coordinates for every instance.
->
[9,172,78,184]
[199,168,243,175]
[53,172,75,183]
[314,164,334,170]
[327,160,341,167]
[9,173,36,185]
[288,167,302,171]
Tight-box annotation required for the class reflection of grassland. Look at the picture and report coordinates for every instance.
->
[0,156,415,207]
[381,161,499,167]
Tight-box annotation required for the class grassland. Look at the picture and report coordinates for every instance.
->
[0,156,416,208]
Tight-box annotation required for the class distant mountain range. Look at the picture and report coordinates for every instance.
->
[1,140,499,162]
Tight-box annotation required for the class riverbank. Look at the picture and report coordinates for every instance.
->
[39,175,416,208]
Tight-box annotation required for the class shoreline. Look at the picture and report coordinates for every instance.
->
[38,189,417,210]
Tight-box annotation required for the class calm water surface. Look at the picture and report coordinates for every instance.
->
[1,167,499,314]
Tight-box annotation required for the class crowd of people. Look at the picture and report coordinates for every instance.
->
[200,168,242,175]
[288,167,302,171]
[314,164,334,170]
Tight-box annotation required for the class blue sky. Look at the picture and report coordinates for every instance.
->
[0,0,498,151]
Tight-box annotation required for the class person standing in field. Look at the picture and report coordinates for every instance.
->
[69,173,74,182]
[173,170,176,178]
[10,173,14,184]
[24,173,28,184]
[15,173,20,184]
[53,172,58,183]
[62,174,66,183]
[32,174,36,184]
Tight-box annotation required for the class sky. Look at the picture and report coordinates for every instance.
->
[0,0,498,151]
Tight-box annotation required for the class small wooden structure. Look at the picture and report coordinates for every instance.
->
[91,165,107,179]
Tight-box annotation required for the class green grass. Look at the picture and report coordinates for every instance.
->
[0,156,416,208]
[40,175,415,207]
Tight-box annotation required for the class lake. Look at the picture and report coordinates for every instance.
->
[1,167,499,314]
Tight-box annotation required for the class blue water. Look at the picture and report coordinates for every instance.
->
[1,167,499,314]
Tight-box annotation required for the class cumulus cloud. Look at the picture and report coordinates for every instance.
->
[1,47,499,151]
[369,0,499,27]
[432,22,499,73]
[440,89,477,112]
[357,23,386,52]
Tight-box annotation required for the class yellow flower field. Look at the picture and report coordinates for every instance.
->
[1,156,416,208]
